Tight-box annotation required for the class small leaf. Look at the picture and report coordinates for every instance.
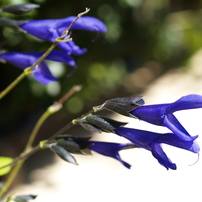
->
[0,156,13,176]
[50,144,78,165]
[1,4,40,15]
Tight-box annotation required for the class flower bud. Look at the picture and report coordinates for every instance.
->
[0,17,27,32]
[50,143,78,165]
[93,96,145,117]
[73,115,127,133]
[1,4,40,15]
[56,136,91,154]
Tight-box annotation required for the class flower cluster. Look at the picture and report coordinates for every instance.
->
[59,95,201,170]
[1,4,201,171]
[0,8,107,84]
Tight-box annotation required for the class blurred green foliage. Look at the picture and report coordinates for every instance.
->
[1,0,202,141]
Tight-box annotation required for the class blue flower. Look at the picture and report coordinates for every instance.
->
[114,127,199,170]
[130,94,202,141]
[19,16,107,55]
[0,50,76,85]
[89,141,136,169]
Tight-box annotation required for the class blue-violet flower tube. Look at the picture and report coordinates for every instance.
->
[130,94,202,141]
[19,16,107,55]
[89,141,136,169]
[0,50,76,85]
[114,127,199,170]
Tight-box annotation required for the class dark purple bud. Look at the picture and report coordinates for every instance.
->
[80,122,103,133]
[1,4,40,15]
[0,17,27,32]
[56,136,91,154]
[50,144,78,165]
[93,96,145,117]
[73,115,127,133]
[13,195,37,202]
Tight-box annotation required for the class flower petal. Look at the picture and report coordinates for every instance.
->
[163,113,192,141]
[19,19,60,42]
[66,16,107,33]
[33,62,57,85]
[19,16,107,55]
[151,143,177,170]
[130,104,167,125]
[165,94,202,114]
[57,40,87,55]
[46,50,77,67]
[0,52,37,68]
[89,141,134,169]
[156,132,200,153]
[114,127,158,150]
[114,127,199,169]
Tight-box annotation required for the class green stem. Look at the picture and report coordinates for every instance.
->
[0,160,23,199]
[0,85,81,199]
[0,105,61,199]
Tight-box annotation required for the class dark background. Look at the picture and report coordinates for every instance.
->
[1,0,202,160]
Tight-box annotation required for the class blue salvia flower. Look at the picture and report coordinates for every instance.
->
[0,50,76,85]
[129,94,202,141]
[89,141,137,169]
[19,16,107,55]
[114,127,199,170]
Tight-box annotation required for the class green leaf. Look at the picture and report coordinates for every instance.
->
[0,156,13,176]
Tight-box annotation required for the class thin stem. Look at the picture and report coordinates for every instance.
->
[57,85,82,104]
[24,111,53,151]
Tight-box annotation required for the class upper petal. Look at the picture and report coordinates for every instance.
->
[60,16,107,33]
[19,16,107,43]
[0,51,38,68]
[19,19,60,42]
[114,127,160,150]
[130,104,168,126]
[165,94,202,114]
